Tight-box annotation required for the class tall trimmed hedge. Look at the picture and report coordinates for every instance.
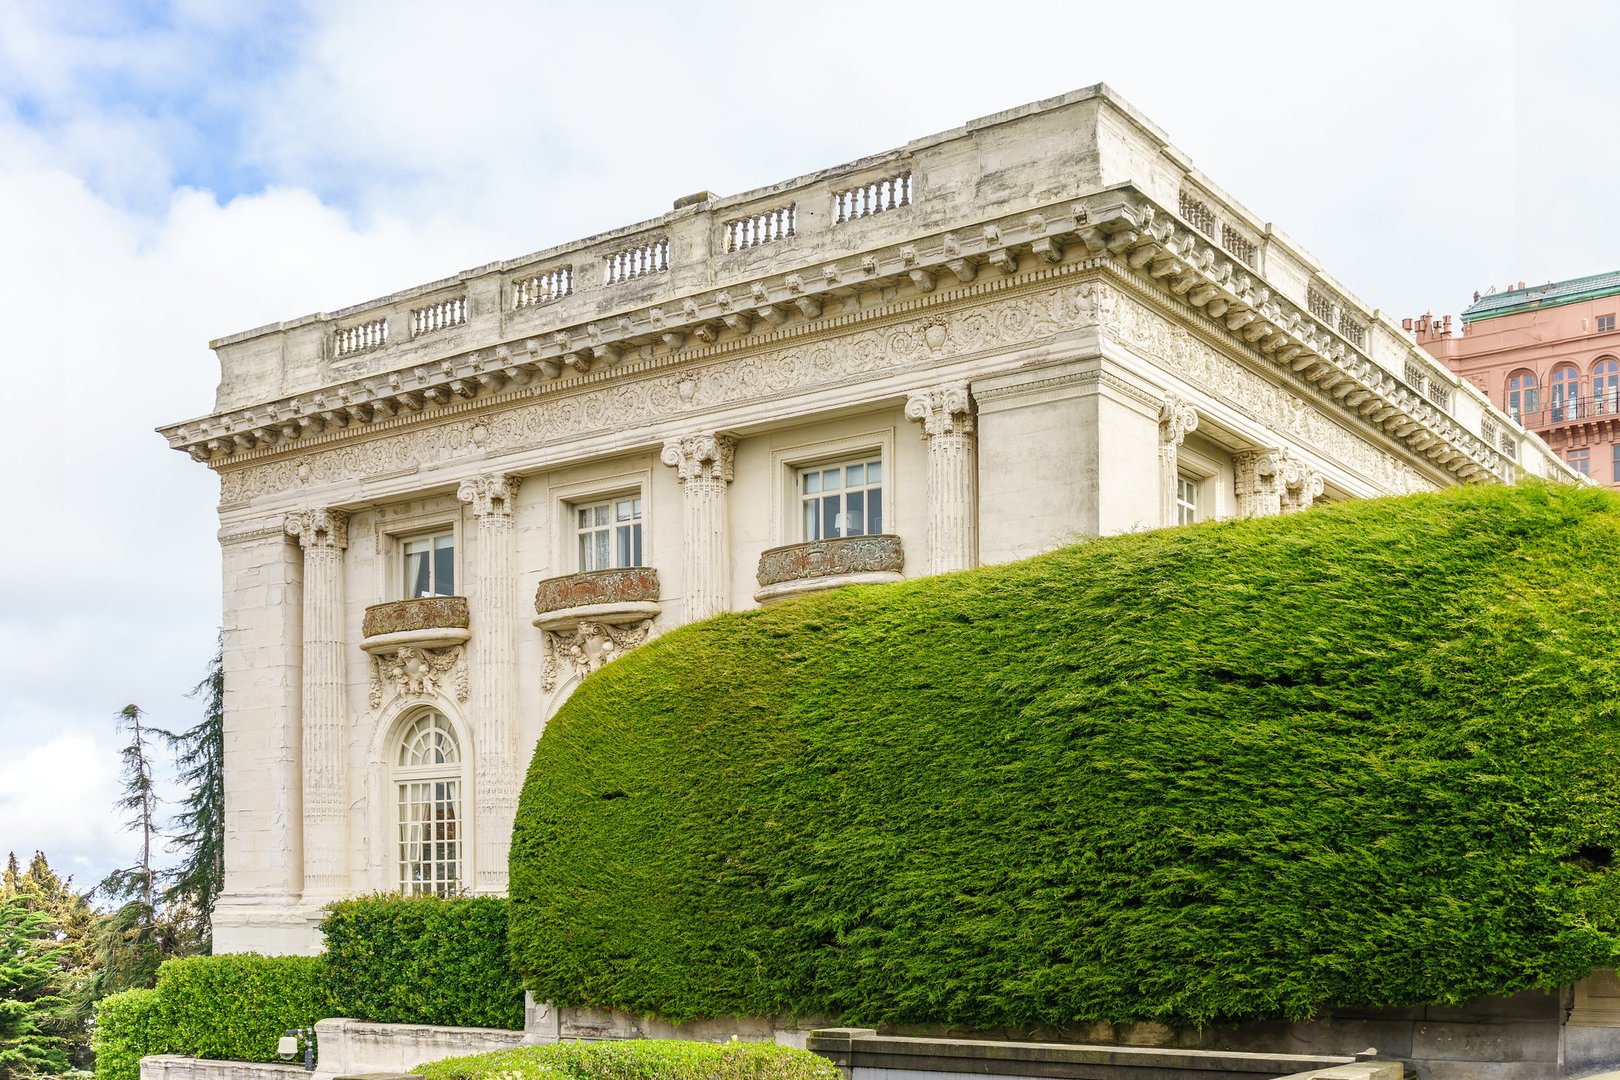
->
[322,895,523,1029]
[91,956,326,1080]
[509,482,1620,1028]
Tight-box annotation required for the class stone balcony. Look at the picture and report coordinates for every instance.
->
[360,596,471,655]
[532,567,662,633]
[754,535,905,604]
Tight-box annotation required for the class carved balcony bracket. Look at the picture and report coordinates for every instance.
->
[360,596,472,709]
[533,567,662,691]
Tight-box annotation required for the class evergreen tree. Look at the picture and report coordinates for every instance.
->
[0,899,68,1079]
[4,852,98,1068]
[159,642,225,953]
[93,705,174,996]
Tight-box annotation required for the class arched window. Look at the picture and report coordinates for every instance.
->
[394,711,463,896]
[1551,365,1581,422]
[1507,370,1538,421]
[1594,358,1620,415]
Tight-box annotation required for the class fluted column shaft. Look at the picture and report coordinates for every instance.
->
[661,434,737,624]
[905,385,977,574]
[457,473,521,894]
[1159,395,1199,527]
[285,508,349,901]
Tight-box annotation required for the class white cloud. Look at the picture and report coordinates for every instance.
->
[0,731,122,887]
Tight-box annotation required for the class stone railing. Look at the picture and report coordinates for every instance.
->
[334,317,389,358]
[533,567,660,630]
[363,596,469,638]
[725,204,797,252]
[513,266,573,309]
[755,534,904,604]
[411,296,467,338]
[833,171,911,223]
[603,237,669,285]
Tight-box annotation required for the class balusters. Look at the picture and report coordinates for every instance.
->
[603,237,669,285]
[513,266,573,309]
[334,318,389,358]
[724,204,797,252]
[408,296,467,339]
[833,171,911,225]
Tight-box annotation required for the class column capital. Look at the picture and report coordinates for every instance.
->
[285,507,349,550]
[661,432,737,483]
[904,384,974,438]
[1281,459,1325,513]
[457,472,522,519]
[1159,393,1199,447]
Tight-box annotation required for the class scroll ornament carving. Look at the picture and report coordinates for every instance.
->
[904,385,974,439]
[1281,458,1326,513]
[456,473,521,518]
[660,433,737,483]
[218,288,1077,504]
[284,507,349,549]
[368,644,468,709]
[1159,393,1199,447]
[541,620,652,693]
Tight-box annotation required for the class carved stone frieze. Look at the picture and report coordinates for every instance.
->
[368,644,468,710]
[1106,288,1434,496]
[218,288,1077,504]
[541,620,653,693]
[756,534,905,588]
[361,596,470,639]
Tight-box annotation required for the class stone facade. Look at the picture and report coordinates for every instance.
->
[160,85,1572,955]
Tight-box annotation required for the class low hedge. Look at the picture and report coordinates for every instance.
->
[91,990,161,1080]
[322,895,523,1029]
[417,1041,839,1080]
[509,482,1620,1028]
[91,956,328,1080]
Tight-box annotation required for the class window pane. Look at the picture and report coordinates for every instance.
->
[578,508,592,530]
[846,490,865,536]
[822,469,841,491]
[406,550,430,598]
[594,505,609,527]
[804,501,819,541]
[435,544,454,596]
[593,530,609,571]
[846,463,864,486]
[869,489,883,534]
[823,496,840,539]
[867,460,882,483]
[803,473,820,495]
[632,524,642,567]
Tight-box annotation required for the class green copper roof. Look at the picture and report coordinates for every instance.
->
[1462,270,1620,323]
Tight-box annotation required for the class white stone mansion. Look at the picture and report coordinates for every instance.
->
[159,85,1572,955]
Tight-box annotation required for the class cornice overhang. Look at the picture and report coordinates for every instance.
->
[159,187,1523,488]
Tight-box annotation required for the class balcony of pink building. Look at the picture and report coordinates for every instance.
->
[1512,394,1620,433]
[360,595,471,655]
[533,567,662,633]
[754,534,905,604]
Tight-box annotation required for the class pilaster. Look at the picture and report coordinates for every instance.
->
[904,384,978,574]
[284,507,350,902]
[660,433,737,623]
[456,473,522,894]
[1158,394,1199,527]
[1234,450,1285,519]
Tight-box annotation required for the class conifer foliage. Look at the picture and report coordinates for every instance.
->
[159,643,225,953]
[510,483,1620,1028]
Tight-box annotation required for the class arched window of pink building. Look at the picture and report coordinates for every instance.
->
[1593,357,1619,415]
[1551,365,1580,422]
[1507,370,1538,421]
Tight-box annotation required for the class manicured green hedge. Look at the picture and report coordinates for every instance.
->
[92,990,161,1080]
[509,482,1620,1028]
[417,1041,839,1080]
[91,956,328,1080]
[322,895,523,1029]
[157,954,328,1062]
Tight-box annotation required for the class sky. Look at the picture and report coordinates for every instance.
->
[1,0,1616,893]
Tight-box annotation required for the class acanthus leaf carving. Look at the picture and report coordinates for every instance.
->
[540,620,652,693]
[368,644,468,710]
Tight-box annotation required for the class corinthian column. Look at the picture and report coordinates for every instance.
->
[661,433,737,623]
[456,473,522,894]
[284,507,349,902]
[904,384,977,574]
[1234,450,1286,519]
[1159,395,1199,527]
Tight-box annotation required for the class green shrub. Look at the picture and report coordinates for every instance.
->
[509,483,1620,1028]
[92,989,162,1080]
[417,1041,839,1080]
[322,895,523,1029]
[156,954,328,1062]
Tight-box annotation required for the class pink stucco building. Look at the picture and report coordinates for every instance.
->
[1414,271,1620,485]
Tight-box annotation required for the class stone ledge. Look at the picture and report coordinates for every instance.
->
[361,596,470,639]
[533,568,661,632]
[756,534,903,591]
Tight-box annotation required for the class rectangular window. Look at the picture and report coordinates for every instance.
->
[1568,448,1591,477]
[1598,314,1616,333]
[577,497,643,571]
[1176,474,1200,526]
[403,532,455,598]
[800,458,884,540]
